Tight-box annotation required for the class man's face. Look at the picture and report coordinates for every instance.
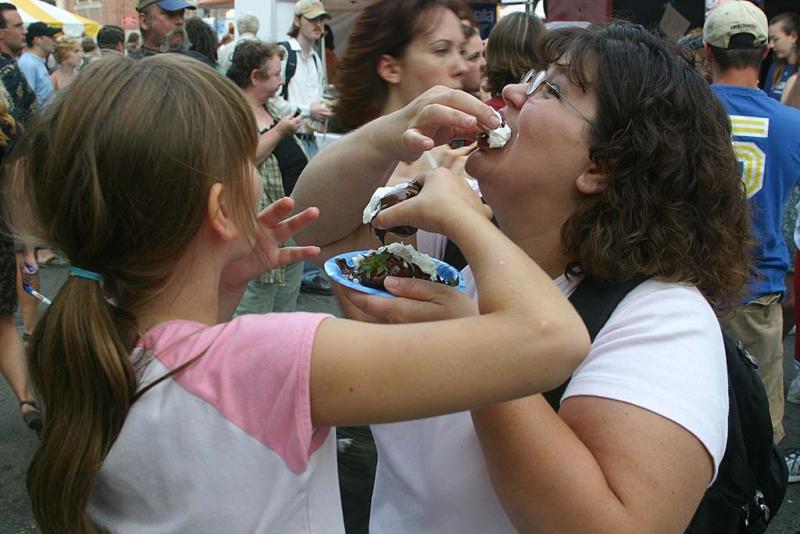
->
[37,35,56,55]
[0,10,26,55]
[296,15,324,42]
[140,4,185,47]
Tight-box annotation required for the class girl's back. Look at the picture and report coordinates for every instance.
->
[90,314,342,533]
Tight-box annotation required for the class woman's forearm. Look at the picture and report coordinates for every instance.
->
[291,122,400,247]
[254,129,283,166]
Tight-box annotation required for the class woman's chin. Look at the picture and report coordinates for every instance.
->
[466,141,509,180]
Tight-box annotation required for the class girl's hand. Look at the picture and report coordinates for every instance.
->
[343,276,478,324]
[221,197,320,291]
[387,86,500,162]
[372,169,493,238]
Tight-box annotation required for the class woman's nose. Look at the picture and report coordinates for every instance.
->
[501,83,527,110]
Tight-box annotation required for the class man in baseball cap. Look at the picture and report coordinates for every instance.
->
[18,22,60,106]
[707,1,800,456]
[294,0,329,21]
[131,0,195,59]
[704,0,768,49]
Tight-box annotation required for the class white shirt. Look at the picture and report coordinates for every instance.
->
[88,313,343,533]
[280,37,324,132]
[369,273,729,534]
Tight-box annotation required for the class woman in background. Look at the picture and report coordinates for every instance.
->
[765,12,798,101]
[227,40,305,315]
[185,16,219,69]
[482,11,545,110]
[50,37,83,90]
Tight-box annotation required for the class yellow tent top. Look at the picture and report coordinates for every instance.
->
[11,0,100,37]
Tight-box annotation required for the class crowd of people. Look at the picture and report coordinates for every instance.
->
[0,0,799,532]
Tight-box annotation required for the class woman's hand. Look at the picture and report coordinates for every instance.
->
[275,114,303,138]
[344,275,478,323]
[385,86,500,162]
[221,197,320,291]
[373,168,492,238]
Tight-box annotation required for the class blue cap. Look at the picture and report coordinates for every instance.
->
[137,0,196,12]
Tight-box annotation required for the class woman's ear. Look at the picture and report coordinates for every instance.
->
[206,182,241,241]
[576,166,608,196]
[377,54,402,85]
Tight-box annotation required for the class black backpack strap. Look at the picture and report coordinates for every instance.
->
[279,41,297,99]
[543,275,649,410]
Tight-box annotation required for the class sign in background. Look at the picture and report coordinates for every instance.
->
[469,2,498,39]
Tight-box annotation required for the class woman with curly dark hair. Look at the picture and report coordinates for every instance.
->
[294,21,751,532]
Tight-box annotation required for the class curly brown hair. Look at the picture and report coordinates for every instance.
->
[541,23,753,306]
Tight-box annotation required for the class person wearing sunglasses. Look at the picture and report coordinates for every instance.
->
[293,21,750,532]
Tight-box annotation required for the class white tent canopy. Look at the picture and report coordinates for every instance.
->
[11,0,100,37]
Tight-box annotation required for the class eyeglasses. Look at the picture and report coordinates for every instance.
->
[520,69,592,124]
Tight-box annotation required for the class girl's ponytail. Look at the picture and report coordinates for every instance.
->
[27,275,138,533]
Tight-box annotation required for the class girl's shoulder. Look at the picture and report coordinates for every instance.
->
[141,312,332,372]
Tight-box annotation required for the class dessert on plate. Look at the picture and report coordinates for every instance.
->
[335,242,459,291]
[362,181,421,243]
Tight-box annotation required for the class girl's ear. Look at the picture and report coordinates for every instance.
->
[377,54,402,85]
[206,182,241,241]
[576,166,608,196]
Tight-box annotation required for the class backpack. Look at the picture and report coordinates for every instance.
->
[543,276,788,533]
[278,41,297,99]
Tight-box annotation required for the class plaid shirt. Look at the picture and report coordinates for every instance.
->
[0,52,35,126]
[257,100,308,284]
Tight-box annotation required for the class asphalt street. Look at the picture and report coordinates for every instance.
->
[1,264,798,533]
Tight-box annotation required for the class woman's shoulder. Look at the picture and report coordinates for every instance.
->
[567,278,729,467]
[617,278,718,325]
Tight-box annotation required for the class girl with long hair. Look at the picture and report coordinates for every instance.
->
[6,54,588,533]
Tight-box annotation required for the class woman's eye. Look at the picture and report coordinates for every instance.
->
[545,83,562,99]
[434,48,448,56]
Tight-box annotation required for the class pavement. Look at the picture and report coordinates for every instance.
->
[1,265,799,532]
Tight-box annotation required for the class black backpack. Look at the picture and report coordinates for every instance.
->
[278,41,297,99]
[544,276,788,533]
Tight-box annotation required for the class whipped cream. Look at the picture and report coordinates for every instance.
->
[362,183,416,225]
[487,121,511,149]
[353,243,439,281]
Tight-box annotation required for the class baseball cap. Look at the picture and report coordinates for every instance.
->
[294,0,330,20]
[136,0,196,12]
[703,1,768,49]
[25,22,60,47]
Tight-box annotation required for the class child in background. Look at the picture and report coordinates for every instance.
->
[6,54,589,533]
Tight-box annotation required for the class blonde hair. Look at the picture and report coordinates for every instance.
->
[53,35,81,64]
[0,84,16,146]
[5,54,259,533]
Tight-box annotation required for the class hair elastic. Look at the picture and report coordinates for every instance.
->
[68,267,103,283]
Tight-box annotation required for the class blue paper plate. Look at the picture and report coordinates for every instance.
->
[324,250,466,298]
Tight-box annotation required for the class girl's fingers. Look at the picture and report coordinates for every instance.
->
[276,245,320,266]
[260,206,320,242]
